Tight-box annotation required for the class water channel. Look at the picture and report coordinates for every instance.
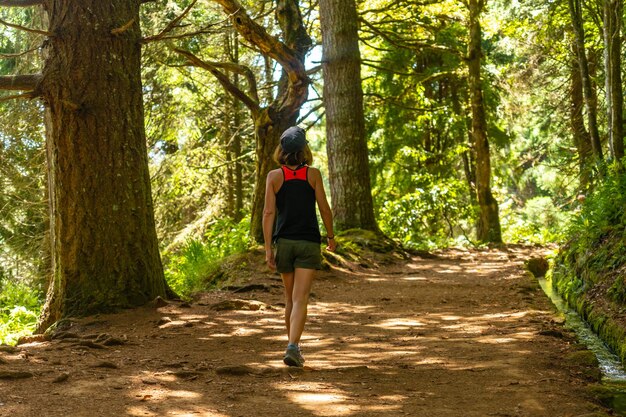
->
[536,277,626,415]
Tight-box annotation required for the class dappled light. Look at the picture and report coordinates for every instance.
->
[1,248,605,416]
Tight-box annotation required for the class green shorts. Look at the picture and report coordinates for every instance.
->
[274,238,322,273]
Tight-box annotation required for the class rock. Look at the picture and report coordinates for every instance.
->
[157,317,173,325]
[51,372,70,383]
[526,257,549,277]
[151,296,169,308]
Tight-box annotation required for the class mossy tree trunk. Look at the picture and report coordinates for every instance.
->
[568,0,603,164]
[467,0,502,243]
[569,43,593,191]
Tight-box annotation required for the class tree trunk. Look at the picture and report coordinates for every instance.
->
[319,0,378,232]
[603,0,624,161]
[568,0,604,163]
[467,0,502,243]
[569,44,593,190]
[207,0,311,243]
[38,0,167,330]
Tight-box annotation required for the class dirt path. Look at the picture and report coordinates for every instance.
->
[0,246,611,417]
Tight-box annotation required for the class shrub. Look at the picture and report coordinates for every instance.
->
[164,217,251,297]
[0,279,42,345]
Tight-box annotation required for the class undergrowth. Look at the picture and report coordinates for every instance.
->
[553,165,626,302]
[0,279,42,345]
[164,217,252,298]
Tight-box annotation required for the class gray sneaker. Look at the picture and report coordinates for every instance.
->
[283,345,304,367]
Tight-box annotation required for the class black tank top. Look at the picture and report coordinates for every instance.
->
[273,166,321,243]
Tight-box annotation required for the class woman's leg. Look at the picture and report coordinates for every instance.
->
[288,267,315,345]
[281,271,295,339]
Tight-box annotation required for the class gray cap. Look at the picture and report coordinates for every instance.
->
[280,126,308,153]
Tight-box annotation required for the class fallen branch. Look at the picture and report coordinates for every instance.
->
[0,17,50,36]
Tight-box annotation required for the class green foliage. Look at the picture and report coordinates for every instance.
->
[500,196,572,244]
[164,217,251,297]
[554,166,626,303]
[0,279,42,345]
[377,176,474,249]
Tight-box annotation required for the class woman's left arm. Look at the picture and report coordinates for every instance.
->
[310,168,336,252]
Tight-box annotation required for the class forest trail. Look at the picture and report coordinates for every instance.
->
[0,246,610,417]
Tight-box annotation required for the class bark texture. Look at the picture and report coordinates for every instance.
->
[38,0,167,330]
[568,0,603,163]
[569,46,592,190]
[319,0,377,231]
[602,0,623,161]
[467,0,501,243]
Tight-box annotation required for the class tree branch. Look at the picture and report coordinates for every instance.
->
[0,0,42,6]
[142,27,220,43]
[0,74,42,91]
[0,91,37,102]
[212,0,308,84]
[172,48,260,116]
[111,18,135,36]
[142,0,198,43]
[0,18,51,36]
[0,45,40,59]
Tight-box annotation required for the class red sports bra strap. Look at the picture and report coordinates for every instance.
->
[282,165,308,181]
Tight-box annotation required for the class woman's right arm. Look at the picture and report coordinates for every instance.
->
[262,171,278,269]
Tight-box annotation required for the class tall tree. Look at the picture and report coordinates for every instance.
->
[175,0,312,242]
[466,0,502,243]
[569,43,593,190]
[568,0,603,163]
[318,0,377,231]
[0,0,169,331]
[602,0,623,162]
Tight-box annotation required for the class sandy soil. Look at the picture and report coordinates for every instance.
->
[0,245,612,417]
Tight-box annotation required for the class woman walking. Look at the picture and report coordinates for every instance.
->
[262,126,336,367]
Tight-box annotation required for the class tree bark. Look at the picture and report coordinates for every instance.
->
[467,0,502,243]
[569,44,592,190]
[319,0,378,232]
[37,0,167,330]
[568,0,603,163]
[602,0,623,161]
